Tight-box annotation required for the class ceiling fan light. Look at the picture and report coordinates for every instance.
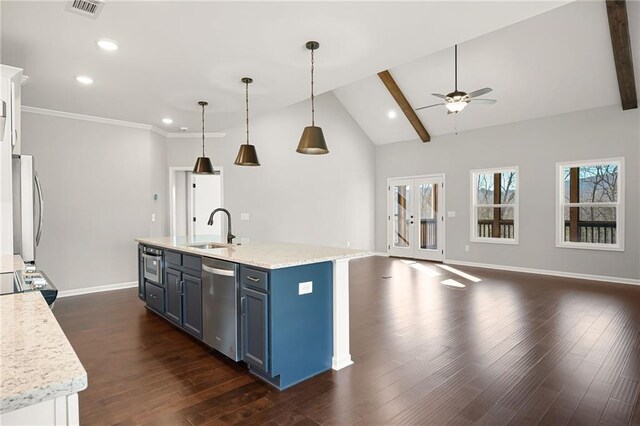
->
[445,101,467,113]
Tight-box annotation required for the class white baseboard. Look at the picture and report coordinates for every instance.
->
[444,259,640,286]
[370,252,389,257]
[57,281,138,298]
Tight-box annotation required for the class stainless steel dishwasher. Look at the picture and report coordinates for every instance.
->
[202,258,241,361]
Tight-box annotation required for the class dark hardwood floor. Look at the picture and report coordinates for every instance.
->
[53,256,640,425]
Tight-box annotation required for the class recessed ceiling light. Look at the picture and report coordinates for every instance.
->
[387,110,397,119]
[96,38,119,51]
[76,75,93,85]
[162,118,173,124]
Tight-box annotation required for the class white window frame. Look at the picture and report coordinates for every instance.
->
[470,166,519,245]
[555,157,624,252]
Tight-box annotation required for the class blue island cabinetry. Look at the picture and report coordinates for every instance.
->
[138,244,333,391]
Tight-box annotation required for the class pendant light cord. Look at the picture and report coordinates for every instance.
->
[245,80,250,145]
[311,47,315,126]
[201,103,206,156]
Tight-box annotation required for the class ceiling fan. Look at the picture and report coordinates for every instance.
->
[416,45,497,114]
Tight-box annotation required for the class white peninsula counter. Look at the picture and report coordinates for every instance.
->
[0,291,87,425]
[136,236,369,375]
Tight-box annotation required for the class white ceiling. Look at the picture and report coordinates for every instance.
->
[0,1,569,133]
[334,0,640,145]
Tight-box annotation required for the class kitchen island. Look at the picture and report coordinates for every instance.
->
[0,291,87,425]
[135,236,368,389]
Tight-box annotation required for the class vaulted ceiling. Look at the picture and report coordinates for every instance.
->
[1,1,570,134]
[334,0,640,145]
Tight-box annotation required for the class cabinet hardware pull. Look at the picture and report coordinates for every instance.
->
[240,297,246,315]
[246,276,260,282]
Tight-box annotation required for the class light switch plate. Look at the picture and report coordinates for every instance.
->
[241,213,250,221]
[299,281,313,295]
[447,211,456,218]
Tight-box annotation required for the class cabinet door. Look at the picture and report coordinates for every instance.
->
[241,287,269,372]
[182,273,202,339]
[165,268,182,325]
[137,247,145,300]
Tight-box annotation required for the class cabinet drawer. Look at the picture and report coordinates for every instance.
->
[145,281,165,314]
[241,266,269,292]
[183,254,202,273]
[165,250,181,267]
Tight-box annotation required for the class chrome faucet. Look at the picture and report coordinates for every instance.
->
[207,208,236,244]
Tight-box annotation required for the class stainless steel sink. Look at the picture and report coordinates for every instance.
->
[189,243,228,250]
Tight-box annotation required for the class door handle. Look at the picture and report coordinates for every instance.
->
[178,280,184,296]
[202,264,235,277]
[34,172,44,246]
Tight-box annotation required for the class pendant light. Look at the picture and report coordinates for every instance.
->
[234,77,260,166]
[297,41,328,155]
[193,101,215,174]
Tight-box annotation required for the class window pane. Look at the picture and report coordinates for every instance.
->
[562,163,618,204]
[476,173,494,204]
[476,207,515,239]
[501,172,517,205]
[563,206,617,244]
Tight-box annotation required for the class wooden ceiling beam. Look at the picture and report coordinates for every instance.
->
[377,70,431,142]
[606,0,637,110]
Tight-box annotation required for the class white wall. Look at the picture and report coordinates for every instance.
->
[375,105,640,280]
[167,92,376,250]
[21,113,168,291]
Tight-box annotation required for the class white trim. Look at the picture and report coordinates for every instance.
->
[555,157,624,252]
[445,259,640,286]
[332,258,353,370]
[470,166,519,245]
[22,106,226,138]
[167,132,225,139]
[57,281,137,298]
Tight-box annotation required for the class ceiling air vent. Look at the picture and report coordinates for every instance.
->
[65,0,105,19]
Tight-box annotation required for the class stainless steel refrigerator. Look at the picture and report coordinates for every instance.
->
[12,154,43,264]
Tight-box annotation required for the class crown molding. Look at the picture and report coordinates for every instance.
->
[22,106,225,138]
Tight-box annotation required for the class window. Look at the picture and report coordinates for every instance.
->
[471,167,518,244]
[557,158,624,251]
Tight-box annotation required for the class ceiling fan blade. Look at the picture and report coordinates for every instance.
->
[431,93,447,99]
[415,103,445,111]
[470,98,497,104]
[467,87,493,98]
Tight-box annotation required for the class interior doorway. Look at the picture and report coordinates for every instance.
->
[387,174,445,261]
[169,167,224,238]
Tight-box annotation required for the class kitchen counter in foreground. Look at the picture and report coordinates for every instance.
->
[135,236,369,270]
[0,291,87,421]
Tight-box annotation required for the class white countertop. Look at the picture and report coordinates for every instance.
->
[135,235,369,269]
[0,292,87,414]
[0,255,25,274]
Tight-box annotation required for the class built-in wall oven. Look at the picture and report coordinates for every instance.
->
[141,246,163,285]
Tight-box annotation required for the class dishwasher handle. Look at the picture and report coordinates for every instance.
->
[202,264,236,277]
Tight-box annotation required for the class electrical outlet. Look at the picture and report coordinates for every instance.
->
[298,281,313,295]
[465,245,470,252]
[151,213,156,222]
[448,211,456,218]
[346,241,351,247]
[241,213,250,221]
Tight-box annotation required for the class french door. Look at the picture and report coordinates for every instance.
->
[388,175,445,261]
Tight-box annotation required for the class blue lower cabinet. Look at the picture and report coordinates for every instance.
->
[241,261,333,390]
[182,273,202,339]
[165,267,182,325]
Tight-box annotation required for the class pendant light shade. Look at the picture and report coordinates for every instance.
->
[297,41,329,155]
[193,101,215,174]
[234,77,260,166]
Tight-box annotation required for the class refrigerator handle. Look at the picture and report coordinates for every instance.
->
[35,172,44,246]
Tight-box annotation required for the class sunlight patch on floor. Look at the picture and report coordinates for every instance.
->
[441,279,466,288]
[436,264,482,283]
[409,262,441,277]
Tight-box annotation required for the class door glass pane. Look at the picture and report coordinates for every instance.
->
[392,184,411,248]
[419,183,437,250]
